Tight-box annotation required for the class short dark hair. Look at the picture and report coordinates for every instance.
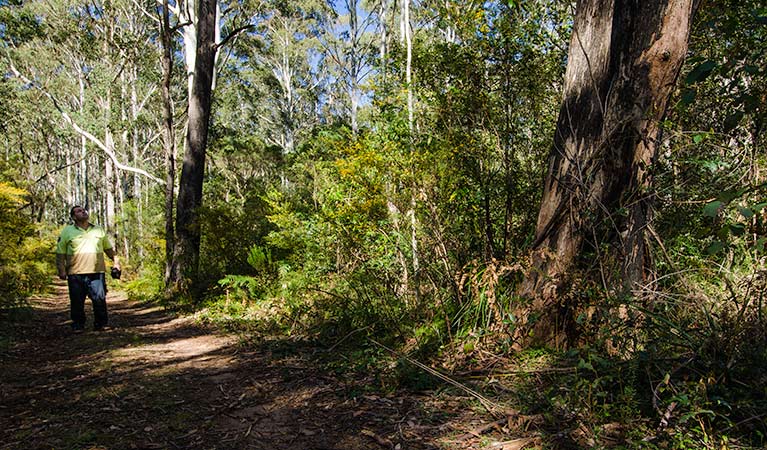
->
[70,205,83,220]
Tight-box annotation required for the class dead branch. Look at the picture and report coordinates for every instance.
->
[6,55,165,185]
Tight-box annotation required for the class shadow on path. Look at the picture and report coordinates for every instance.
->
[0,282,486,450]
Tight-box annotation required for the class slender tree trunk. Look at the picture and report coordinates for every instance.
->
[403,0,413,133]
[348,0,359,134]
[378,0,390,78]
[78,68,88,207]
[386,196,410,297]
[401,0,419,302]
[119,68,130,258]
[127,63,143,260]
[159,0,177,290]
[517,0,699,347]
[103,67,114,232]
[105,142,115,230]
[66,152,74,206]
[170,0,217,297]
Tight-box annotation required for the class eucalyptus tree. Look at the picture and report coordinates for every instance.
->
[322,0,377,134]
[169,0,217,295]
[248,0,327,153]
[157,0,178,285]
[402,0,413,132]
[517,0,701,346]
[374,0,394,74]
[167,0,265,294]
[2,0,164,232]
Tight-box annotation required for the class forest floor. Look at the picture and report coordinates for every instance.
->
[1,282,537,450]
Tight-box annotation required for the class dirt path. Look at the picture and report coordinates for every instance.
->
[1,283,516,450]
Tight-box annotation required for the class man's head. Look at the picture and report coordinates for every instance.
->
[70,205,89,223]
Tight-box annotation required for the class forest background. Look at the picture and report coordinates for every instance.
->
[1,0,766,447]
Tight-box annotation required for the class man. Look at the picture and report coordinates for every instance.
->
[56,205,120,332]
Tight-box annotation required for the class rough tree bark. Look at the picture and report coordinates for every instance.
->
[516,0,700,347]
[169,0,217,296]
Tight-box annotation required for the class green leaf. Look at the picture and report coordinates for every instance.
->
[685,60,717,85]
[738,207,754,219]
[703,201,723,217]
[680,88,696,106]
[751,202,767,212]
[729,223,746,236]
[577,358,594,372]
[756,237,767,252]
[701,160,720,173]
[706,241,725,255]
[693,133,705,144]
[718,188,746,203]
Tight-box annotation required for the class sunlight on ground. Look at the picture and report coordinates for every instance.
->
[123,305,165,316]
[110,334,236,375]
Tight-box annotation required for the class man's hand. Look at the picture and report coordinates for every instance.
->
[58,271,67,280]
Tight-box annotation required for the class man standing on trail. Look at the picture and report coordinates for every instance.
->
[56,205,120,332]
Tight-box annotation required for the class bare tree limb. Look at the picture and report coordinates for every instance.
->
[216,23,255,50]
[6,56,165,185]
[34,157,87,184]
[132,0,161,24]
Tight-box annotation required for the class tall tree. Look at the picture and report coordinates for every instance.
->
[158,0,177,288]
[169,0,217,295]
[3,0,163,222]
[254,1,325,153]
[323,0,376,134]
[518,0,700,346]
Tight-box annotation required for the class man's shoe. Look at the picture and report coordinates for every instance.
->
[72,326,85,334]
[94,325,112,331]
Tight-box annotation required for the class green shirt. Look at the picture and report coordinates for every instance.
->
[56,224,113,274]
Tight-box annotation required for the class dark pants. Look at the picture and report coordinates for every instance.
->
[67,273,108,329]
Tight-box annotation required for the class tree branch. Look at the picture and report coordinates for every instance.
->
[34,157,87,184]
[6,56,165,185]
[216,23,255,50]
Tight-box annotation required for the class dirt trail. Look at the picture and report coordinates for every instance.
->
[1,283,507,450]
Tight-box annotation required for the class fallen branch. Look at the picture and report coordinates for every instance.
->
[462,366,578,378]
[452,417,507,441]
[369,338,505,416]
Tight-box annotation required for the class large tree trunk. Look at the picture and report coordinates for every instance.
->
[170,0,217,297]
[516,0,699,347]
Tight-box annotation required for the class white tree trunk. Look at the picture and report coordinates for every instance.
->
[404,0,413,133]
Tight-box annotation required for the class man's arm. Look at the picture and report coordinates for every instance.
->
[56,253,67,280]
[105,248,120,270]
[55,233,68,280]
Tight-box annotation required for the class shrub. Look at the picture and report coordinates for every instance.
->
[0,183,52,310]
